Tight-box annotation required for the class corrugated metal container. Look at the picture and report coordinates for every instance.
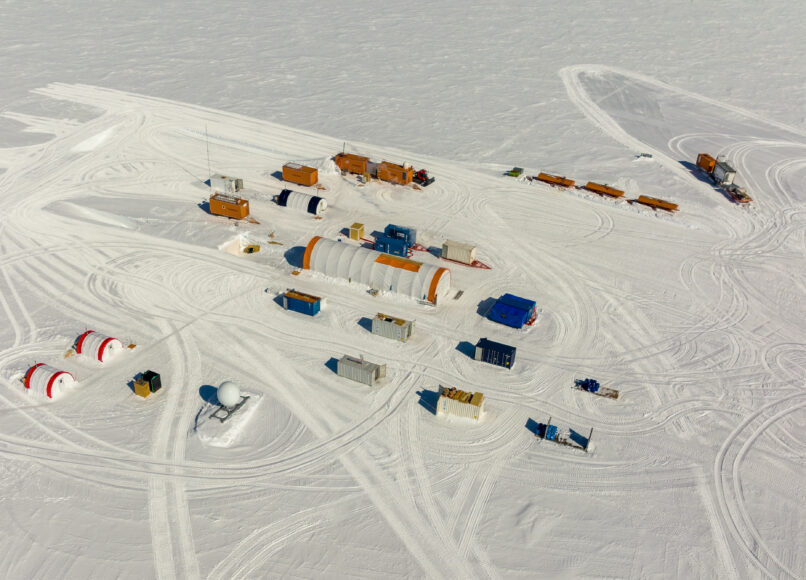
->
[696,153,717,173]
[282,289,322,316]
[210,193,250,219]
[371,313,414,342]
[374,235,408,257]
[210,174,243,195]
[349,222,365,240]
[384,224,417,246]
[335,153,369,174]
[545,424,558,441]
[583,182,624,198]
[536,173,574,188]
[282,163,318,186]
[635,195,678,212]
[713,161,736,186]
[276,189,327,215]
[474,337,516,369]
[488,294,536,329]
[143,370,162,392]
[337,354,387,386]
[441,240,476,265]
[436,386,485,420]
[377,162,413,185]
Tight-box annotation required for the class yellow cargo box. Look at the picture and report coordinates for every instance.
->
[134,379,151,398]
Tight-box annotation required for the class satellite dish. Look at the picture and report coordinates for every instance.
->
[217,381,241,408]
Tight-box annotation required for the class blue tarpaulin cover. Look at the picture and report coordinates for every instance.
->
[488,294,536,329]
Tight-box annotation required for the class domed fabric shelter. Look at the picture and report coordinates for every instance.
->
[75,330,124,363]
[302,236,451,304]
[276,189,327,216]
[24,363,75,399]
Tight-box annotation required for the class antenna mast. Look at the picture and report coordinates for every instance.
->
[206,124,212,180]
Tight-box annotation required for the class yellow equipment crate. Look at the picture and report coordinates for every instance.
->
[349,223,365,240]
[134,379,151,398]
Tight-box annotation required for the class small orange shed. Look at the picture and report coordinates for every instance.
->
[335,153,369,175]
[283,163,318,186]
[583,182,624,198]
[536,173,575,188]
[210,193,250,219]
[377,161,413,185]
[635,195,678,212]
[696,153,716,173]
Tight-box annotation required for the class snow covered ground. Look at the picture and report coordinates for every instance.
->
[1,3,805,579]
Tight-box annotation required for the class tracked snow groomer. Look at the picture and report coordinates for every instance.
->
[412,168,435,186]
[696,153,752,204]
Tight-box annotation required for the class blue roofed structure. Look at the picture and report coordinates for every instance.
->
[488,293,536,329]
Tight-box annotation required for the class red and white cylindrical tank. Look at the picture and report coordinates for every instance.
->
[24,363,76,399]
[75,330,124,363]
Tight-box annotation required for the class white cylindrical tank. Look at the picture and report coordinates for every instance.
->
[218,381,241,408]
[75,330,124,363]
[24,363,76,399]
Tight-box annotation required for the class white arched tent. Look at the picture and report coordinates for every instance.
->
[276,189,327,216]
[75,330,124,363]
[24,363,76,399]
[302,236,451,304]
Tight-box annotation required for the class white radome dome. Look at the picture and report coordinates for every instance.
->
[218,381,241,407]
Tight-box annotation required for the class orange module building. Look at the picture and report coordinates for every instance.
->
[334,153,369,175]
[282,163,318,186]
[209,192,250,219]
[377,161,413,185]
[696,153,717,173]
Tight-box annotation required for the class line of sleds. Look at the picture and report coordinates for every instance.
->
[507,168,680,213]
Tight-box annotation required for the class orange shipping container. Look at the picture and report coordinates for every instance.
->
[635,195,678,212]
[209,193,250,220]
[377,161,413,185]
[584,182,624,198]
[696,153,716,173]
[283,163,318,186]
[536,173,575,188]
[334,153,369,175]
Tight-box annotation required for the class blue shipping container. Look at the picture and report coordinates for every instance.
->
[488,294,536,329]
[474,337,516,369]
[282,290,321,316]
[384,224,417,246]
[545,424,558,441]
[375,235,409,257]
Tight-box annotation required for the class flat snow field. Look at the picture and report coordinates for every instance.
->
[1,3,806,579]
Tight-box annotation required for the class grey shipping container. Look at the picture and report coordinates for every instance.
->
[371,313,415,342]
[713,161,736,186]
[337,355,387,386]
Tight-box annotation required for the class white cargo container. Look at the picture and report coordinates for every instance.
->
[713,161,736,186]
[436,385,485,420]
[441,240,477,265]
[371,313,415,342]
[337,355,387,386]
[210,174,244,195]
